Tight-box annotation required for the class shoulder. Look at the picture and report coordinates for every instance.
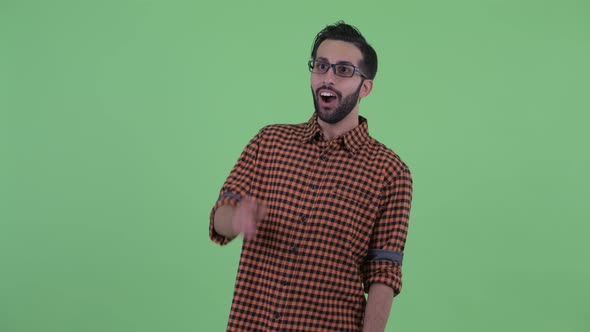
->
[365,136,411,182]
[254,121,308,141]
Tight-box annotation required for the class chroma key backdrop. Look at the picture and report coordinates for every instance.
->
[1,0,589,331]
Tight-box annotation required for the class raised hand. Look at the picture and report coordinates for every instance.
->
[231,196,267,241]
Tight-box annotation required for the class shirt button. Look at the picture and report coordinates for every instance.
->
[300,215,307,223]
[289,246,298,254]
[320,155,328,162]
[281,279,289,286]
[274,311,281,319]
[310,184,318,190]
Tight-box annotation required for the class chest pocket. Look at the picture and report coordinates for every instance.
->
[322,185,378,242]
[334,185,377,210]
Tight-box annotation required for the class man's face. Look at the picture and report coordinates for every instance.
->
[311,39,369,124]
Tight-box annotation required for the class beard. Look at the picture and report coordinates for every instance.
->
[312,81,363,124]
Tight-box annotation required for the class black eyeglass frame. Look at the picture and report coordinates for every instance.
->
[308,59,367,79]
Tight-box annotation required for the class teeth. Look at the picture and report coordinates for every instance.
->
[320,92,335,97]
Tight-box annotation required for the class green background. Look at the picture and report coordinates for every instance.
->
[1,0,589,331]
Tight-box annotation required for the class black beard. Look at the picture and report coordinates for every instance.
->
[312,81,363,124]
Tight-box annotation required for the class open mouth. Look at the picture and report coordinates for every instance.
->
[318,90,338,107]
[320,91,337,102]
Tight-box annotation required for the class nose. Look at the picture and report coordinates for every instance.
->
[322,68,337,85]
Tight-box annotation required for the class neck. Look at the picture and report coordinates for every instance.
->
[317,108,359,141]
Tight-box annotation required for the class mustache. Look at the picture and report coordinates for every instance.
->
[315,85,342,99]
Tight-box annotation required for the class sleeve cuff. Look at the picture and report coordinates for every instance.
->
[367,249,403,265]
[361,258,403,296]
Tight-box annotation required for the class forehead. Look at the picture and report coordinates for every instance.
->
[315,39,363,64]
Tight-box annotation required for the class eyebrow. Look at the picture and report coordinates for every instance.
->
[316,57,355,66]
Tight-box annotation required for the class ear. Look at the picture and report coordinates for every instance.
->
[359,79,373,99]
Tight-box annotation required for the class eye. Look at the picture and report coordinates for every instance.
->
[336,65,353,75]
[316,61,329,71]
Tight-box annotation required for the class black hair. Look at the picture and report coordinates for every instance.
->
[311,21,378,80]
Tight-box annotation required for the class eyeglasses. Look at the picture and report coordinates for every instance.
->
[308,60,367,78]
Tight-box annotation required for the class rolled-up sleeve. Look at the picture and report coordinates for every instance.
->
[360,166,413,296]
[209,128,265,245]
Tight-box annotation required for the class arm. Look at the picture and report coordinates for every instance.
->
[360,166,413,327]
[209,127,267,245]
[363,283,394,332]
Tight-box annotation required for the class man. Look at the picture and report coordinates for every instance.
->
[210,22,413,332]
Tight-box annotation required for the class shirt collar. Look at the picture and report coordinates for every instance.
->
[301,113,371,155]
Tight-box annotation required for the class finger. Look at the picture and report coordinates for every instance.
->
[244,224,257,241]
[246,216,257,233]
[236,196,261,241]
[256,202,267,221]
[244,215,258,240]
